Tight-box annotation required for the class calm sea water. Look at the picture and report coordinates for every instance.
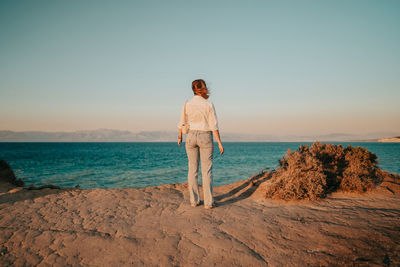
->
[0,142,399,189]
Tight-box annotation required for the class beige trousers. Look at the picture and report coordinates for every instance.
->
[185,130,214,207]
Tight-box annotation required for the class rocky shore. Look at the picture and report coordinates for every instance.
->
[0,173,399,266]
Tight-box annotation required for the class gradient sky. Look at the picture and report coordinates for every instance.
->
[1,0,399,135]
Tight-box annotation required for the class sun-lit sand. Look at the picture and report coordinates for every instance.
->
[1,171,399,266]
[378,137,400,143]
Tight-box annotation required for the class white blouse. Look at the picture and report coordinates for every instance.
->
[178,95,219,131]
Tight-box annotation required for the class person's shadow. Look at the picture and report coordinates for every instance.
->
[215,171,273,207]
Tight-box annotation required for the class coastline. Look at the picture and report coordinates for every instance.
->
[378,137,400,143]
[1,173,399,266]
[2,142,399,190]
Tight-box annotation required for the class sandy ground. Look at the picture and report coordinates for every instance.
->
[0,173,399,267]
[378,137,400,143]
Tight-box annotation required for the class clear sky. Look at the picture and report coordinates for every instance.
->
[1,0,399,135]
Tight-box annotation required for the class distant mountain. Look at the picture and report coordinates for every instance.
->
[0,129,176,142]
[0,129,398,142]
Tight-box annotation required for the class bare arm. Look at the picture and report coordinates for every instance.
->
[213,130,224,155]
[177,128,183,146]
[177,102,186,146]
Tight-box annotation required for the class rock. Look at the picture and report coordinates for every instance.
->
[27,183,61,190]
[0,159,24,187]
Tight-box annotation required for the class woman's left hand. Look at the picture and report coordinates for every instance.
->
[218,143,224,155]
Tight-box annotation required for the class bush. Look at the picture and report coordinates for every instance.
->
[340,146,378,192]
[265,142,387,200]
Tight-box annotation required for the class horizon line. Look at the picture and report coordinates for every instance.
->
[0,128,397,136]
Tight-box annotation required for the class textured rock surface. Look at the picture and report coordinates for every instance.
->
[0,173,399,266]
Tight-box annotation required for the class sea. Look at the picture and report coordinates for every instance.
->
[0,142,399,189]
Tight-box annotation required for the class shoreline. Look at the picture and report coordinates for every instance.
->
[2,141,399,191]
[378,137,400,143]
[1,173,399,266]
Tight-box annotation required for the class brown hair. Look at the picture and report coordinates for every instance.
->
[191,79,209,98]
[192,79,207,91]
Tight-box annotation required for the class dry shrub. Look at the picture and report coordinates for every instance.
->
[266,147,327,200]
[340,146,378,192]
[265,142,392,201]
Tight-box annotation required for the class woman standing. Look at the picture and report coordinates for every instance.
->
[178,79,224,209]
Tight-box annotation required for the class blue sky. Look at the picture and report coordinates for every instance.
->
[1,0,399,135]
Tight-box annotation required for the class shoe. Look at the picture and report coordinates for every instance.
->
[191,203,199,207]
[204,202,217,210]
